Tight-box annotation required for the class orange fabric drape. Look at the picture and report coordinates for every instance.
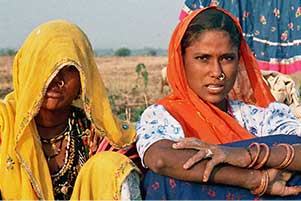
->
[157,6,275,144]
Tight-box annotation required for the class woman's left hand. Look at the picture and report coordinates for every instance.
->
[89,130,103,155]
[172,137,250,182]
[266,168,301,196]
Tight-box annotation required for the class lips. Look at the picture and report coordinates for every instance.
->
[45,90,63,99]
[206,84,225,94]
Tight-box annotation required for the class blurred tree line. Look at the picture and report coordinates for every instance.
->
[0,47,167,57]
[0,48,17,56]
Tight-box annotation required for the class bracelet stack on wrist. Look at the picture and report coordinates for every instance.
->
[274,143,295,169]
[246,142,260,168]
[246,142,295,170]
[254,143,270,169]
[250,170,269,196]
[247,142,270,169]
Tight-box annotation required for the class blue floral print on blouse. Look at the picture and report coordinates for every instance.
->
[136,99,301,167]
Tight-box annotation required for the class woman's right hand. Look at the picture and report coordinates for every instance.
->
[172,137,251,181]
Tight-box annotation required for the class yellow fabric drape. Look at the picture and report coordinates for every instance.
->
[0,20,136,200]
[71,151,140,200]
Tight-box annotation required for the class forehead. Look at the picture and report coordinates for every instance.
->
[186,30,238,53]
[197,30,232,44]
[57,65,79,73]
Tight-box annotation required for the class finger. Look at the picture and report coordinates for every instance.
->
[177,137,198,142]
[89,130,95,146]
[173,142,203,150]
[90,129,95,139]
[92,133,102,149]
[203,159,220,182]
[177,137,206,146]
[183,151,207,169]
[95,137,101,147]
[93,134,98,145]
[281,186,301,196]
[173,139,206,150]
[281,171,293,181]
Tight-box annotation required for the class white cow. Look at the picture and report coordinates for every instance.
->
[160,66,169,93]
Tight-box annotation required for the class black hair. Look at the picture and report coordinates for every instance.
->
[181,8,241,54]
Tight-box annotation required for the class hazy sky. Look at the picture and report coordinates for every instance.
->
[0,0,183,50]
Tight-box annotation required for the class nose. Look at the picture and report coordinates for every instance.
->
[210,59,223,78]
[48,74,64,89]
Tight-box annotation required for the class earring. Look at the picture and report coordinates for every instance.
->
[75,94,81,100]
[57,80,64,88]
[217,73,225,81]
[75,89,82,100]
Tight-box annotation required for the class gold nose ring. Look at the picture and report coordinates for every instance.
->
[217,73,225,81]
[57,80,64,88]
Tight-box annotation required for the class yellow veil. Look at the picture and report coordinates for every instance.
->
[0,20,136,199]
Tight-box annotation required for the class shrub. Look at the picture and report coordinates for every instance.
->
[0,48,17,56]
[146,49,157,56]
[108,63,150,122]
[114,47,131,57]
[135,63,148,88]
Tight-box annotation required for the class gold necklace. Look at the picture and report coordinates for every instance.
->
[43,136,66,161]
[41,125,69,161]
[40,125,69,144]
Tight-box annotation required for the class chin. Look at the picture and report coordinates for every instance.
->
[41,106,61,111]
[202,96,225,105]
[41,102,65,111]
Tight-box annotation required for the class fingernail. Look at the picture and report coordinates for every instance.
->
[203,176,207,182]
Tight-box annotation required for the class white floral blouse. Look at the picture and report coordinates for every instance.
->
[136,99,301,167]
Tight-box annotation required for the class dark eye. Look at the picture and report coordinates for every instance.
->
[220,55,236,62]
[224,56,234,61]
[60,66,78,76]
[65,65,78,72]
[195,55,209,62]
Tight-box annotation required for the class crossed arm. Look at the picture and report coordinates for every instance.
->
[144,139,301,196]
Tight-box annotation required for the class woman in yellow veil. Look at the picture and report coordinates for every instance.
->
[0,20,141,200]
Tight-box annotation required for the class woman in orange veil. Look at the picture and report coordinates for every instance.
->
[136,6,301,199]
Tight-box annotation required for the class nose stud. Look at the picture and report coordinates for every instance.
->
[57,80,64,88]
[217,73,225,81]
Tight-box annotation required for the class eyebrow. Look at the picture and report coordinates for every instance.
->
[191,52,237,57]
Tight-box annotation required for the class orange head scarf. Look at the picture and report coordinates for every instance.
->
[157,6,275,144]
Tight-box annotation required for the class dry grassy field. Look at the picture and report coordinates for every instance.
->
[0,55,170,120]
[0,56,13,97]
[2,55,301,121]
[94,56,170,104]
